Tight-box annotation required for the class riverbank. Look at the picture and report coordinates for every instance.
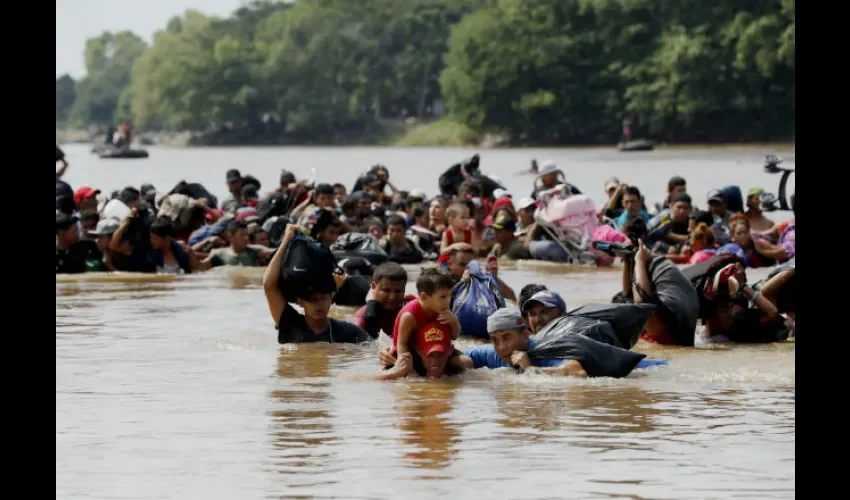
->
[57,125,794,151]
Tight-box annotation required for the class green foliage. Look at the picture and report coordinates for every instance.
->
[58,0,795,145]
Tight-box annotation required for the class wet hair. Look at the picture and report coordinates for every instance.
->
[386,214,407,229]
[621,216,648,241]
[280,170,296,185]
[373,262,407,284]
[149,218,175,238]
[449,247,475,259]
[365,218,385,232]
[412,206,427,219]
[690,210,715,226]
[728,215,750,235]
[416,267,456,295]
[341,198,357,215]
[315,183,334,196]
[310,210,341,239]
[390,200,408,213]
[332,183,346,192]
[672,192,692,205]
[519,284,548,311]
[691,222,716,249]
[668,176,687,192]
[120,187,141,205]
[80,209,100,224]
[446,202,469,220]
[623,186,642,199]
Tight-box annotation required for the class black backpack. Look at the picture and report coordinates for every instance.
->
[280,235,339,302]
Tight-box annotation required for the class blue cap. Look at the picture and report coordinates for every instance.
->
[521,291,566,313]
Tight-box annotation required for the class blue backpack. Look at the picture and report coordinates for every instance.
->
[450,260,506,338]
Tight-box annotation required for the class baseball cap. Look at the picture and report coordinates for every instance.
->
[487,307,526,334]
[517,197,536,210]
[73,185,101,204]
[492,197,514,212]
[235,208,260,223]
[409,188,427,200]
[747,187,765,198]
[491,213,517,231]
[706,189,726,204]
[493,188,512,199]
[88,219,120,236]
[604,176,621,193]
[520,290,567,313]
[226,169,242,182]
[416,321,453,356]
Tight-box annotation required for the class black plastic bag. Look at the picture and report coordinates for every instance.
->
[280,234,339,302]
[528,320,647,378]
[262,216,291,248]
[330,233,389,266]
[334,274,370,307]
[169,181,219,209]
[438,154,480,196]
[567,303,656,349]
[645,256,700,346]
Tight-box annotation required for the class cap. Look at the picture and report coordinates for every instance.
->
[491,213,517,231]
[416,321,453,356]
[88,219,120,236]
[517,197,536,210]
[140,183,157,198]
[537,160,558,176]
[212,215,235,234]
[492,197,514,212]
[520,290,567,313]
[493,188,512,199]
[242,185,259,200]
[486,307,526,334]
[706,189,726,204]
[604,176,621,193]
[409,188,427,200]
[236,209,260,224]
[56,212,79,231]
[350,191,371,200]
[73,185,101,204]
[747,187,765,198]
[226,169,242,182]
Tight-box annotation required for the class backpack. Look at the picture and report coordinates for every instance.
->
[280,234,339,302]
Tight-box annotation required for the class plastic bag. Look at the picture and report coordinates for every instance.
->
[451,260,506,338]
[528,319,647,378]
[330,233,389,266]
[567,303,656,349]
[334,274,370,307]
[281,234,339,302]
[645,256,700,346]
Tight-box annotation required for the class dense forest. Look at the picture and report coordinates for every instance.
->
[55,0,795,146]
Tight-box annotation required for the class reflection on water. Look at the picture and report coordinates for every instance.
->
[394,382,462,471]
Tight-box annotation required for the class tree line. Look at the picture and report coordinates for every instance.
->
[55,0,795,145]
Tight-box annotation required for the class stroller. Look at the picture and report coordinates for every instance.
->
[534,184,607,266]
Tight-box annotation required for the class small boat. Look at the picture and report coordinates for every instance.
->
[617,139,655,152]
[98,148,150,159]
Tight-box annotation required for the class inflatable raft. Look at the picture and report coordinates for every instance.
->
[617,139,655,152]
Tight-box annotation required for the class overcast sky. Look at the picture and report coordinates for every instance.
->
[56,0,246,78]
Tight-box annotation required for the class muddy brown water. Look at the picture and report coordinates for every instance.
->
[57,145,794,499]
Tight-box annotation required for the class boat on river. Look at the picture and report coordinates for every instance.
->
[617,139,655,152]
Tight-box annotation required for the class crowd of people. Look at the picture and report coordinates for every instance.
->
[56,145,796,381]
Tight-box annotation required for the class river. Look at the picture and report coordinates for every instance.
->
[56,144,795,499]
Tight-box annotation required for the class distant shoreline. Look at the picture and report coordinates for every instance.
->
[57,127,794,151]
